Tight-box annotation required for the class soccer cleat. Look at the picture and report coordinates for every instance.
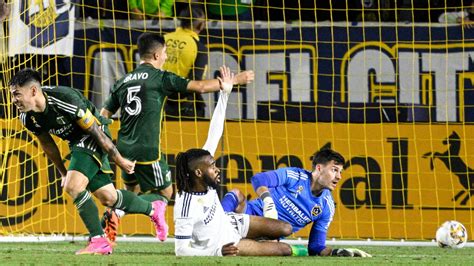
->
[102,208,120,244]
[75,236,113,255]
[150,200,169,241]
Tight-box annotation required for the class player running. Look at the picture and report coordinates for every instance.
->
[9,68,164,255]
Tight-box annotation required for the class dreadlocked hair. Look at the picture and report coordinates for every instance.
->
[175,148,211,194]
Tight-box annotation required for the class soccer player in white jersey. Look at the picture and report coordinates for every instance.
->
[221,149,372,257]
[173,68,307,256]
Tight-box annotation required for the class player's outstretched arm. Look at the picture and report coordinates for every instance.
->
[186,66,253,94]
[36,132,68,184]
[201,65,237,155]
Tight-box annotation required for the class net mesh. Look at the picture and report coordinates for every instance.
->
[0,0,473,240]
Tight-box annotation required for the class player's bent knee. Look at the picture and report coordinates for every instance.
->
[280,222,293,237]
[93,188,118,207]
[63,185,80,199]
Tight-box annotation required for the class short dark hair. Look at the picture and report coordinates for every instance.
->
[175,148,211,194]
[9,68,42,87]
[137,32,165,59]
[311,149,345,169]
[179,6,205,29]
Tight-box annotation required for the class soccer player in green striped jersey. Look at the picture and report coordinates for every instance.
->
[100,32,254,243]
[9,69,165,255]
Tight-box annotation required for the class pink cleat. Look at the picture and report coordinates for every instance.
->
[75,236,113,255]
[150,200,169,241]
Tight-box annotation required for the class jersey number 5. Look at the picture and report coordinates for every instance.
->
[125,86,142,115]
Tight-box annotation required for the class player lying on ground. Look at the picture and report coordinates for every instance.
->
[99,32,254,243]
[9,69,164,255]
[173,68,307,256]
[221,149,371,257]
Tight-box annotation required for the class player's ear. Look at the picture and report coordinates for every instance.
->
[30,84,38,96]
[194,168,202,177]
[314,164,321,172]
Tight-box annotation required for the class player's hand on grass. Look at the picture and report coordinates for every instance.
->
[331,248,372,257]
[233,70,255,85]
[221,242,239,256]
[218,66,235,94]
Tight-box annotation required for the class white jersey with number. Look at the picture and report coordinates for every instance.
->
[174,189,243,256]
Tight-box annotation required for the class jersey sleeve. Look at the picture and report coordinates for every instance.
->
[308,225,327,256]
[251,167,297,190]
[102,87,120,114]
[162,71,191,96]
[308,192,335,255]
[202,91,229,156]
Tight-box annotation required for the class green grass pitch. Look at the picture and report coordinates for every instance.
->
[0,242,471,264]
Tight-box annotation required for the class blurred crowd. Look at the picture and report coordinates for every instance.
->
[78,0,474,24]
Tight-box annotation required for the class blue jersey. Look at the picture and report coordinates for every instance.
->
[245,167,335,255]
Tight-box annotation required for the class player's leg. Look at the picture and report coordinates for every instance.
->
[222,189,247,213]
[65,151,111,255]
[236,239,292,256]
[135,159,172,241]
[246,215,292,239]
[100,172,138,243]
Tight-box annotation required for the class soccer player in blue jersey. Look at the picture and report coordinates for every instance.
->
[221,149,371,257]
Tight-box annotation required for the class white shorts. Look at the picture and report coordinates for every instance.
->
[227,212,250,238]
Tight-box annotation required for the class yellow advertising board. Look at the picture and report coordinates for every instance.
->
[1,119,473,240]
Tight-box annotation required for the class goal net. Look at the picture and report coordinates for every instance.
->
[0,0,473,241]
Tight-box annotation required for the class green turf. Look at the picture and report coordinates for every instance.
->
[0,242,471,265]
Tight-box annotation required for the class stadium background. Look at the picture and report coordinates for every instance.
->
[1,0,473,242]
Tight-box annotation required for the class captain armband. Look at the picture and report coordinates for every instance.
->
[76,109,95,130]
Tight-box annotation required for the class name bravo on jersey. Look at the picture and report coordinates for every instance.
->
[124,72,149,83]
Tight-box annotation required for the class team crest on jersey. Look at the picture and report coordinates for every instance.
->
[56,116,66,125]
[311,204,322,217]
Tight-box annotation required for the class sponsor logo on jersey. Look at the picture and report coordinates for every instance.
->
[311,204,322,217]
[279,195,312,226]
[203,203,216,225]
